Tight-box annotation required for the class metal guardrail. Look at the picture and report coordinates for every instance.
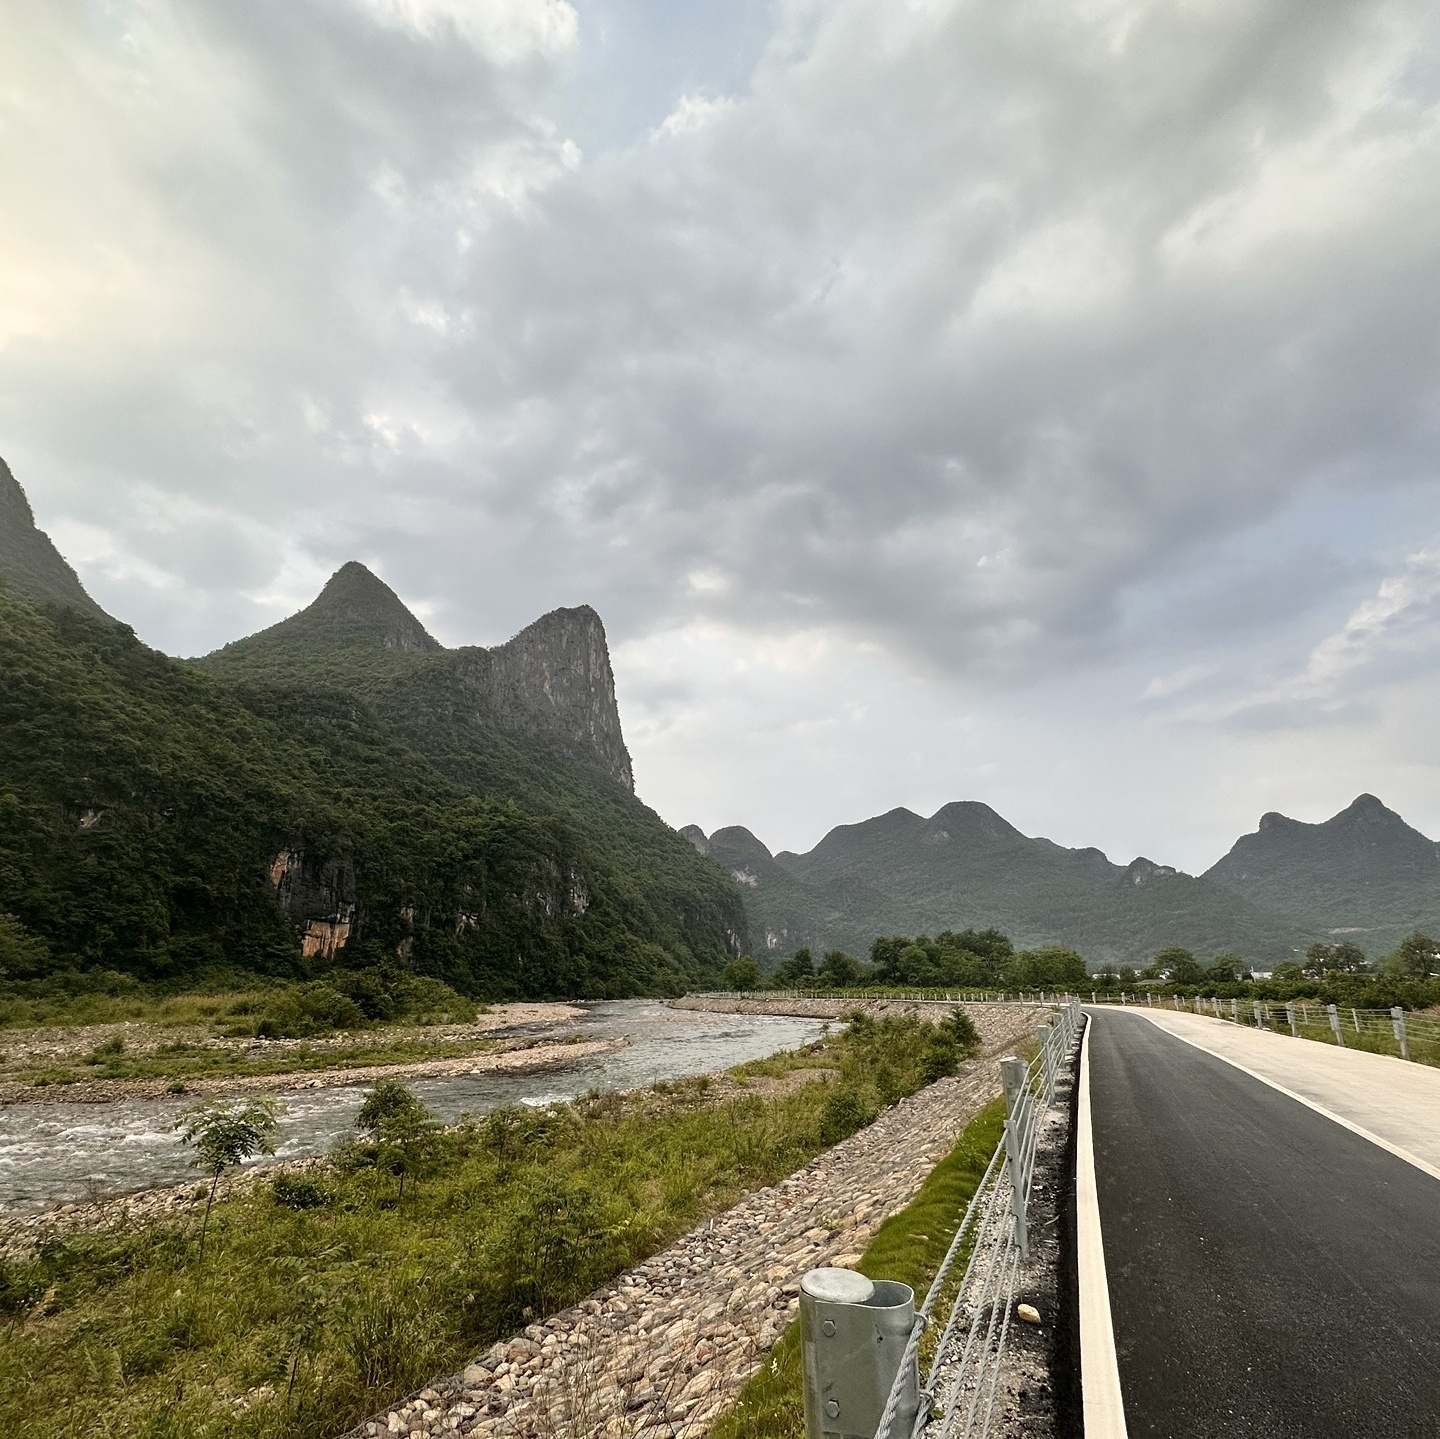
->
[865,1000,1083,1439]
[1084,991,1440,1065]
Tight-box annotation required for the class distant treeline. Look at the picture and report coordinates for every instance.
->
[719,929,1087,993]
[718,930,1440,1010]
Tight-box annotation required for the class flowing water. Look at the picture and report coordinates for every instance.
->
[0,1001,827,1214]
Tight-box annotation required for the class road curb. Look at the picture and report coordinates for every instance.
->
[1077,1014,1128,1439]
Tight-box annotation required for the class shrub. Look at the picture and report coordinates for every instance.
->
[254,983,366,1039]
[272,1175,331,1210]
[819,1085,872,1145]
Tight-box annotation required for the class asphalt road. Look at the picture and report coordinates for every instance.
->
[1087,1008,1440,1438]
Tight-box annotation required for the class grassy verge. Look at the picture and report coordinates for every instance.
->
[0,1013,975,1439]
[710,1098,1007,1439]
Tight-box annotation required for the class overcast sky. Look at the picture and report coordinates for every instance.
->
[5,0,1440,871]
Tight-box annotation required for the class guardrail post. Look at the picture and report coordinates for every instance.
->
[1391,1006,1410,1061]
[1230,998,1239,1022]
[1286,1002,1298,1037]
[1000,1054,1026,1116]
[1327,1003,1346,1047]
[800,1268,919,1439]
[1000,1056,1032,1261]
[1252,1001,1266,1029]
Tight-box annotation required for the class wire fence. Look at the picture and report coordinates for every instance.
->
[1084,990,1440,1066]
[871,1000,1083,1439]
[699,987,1440,1068]
[702,989,1080,1006]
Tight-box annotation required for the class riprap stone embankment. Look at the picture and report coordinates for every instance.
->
[351,1003,1043,1439]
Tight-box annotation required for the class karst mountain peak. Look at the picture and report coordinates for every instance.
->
[196,559,634,792]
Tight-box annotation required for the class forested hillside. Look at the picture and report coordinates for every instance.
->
[0,461,746,999]
[1202,794,1440,954]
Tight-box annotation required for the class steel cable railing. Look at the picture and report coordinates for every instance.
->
[871,1000,1083,1439]
[1083,991,1440,1065]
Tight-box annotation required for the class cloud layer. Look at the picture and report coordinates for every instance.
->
[5,0,1440,866]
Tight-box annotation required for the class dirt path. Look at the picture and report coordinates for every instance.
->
[346,1006,1044,1439]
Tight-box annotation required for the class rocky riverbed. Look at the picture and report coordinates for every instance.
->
[0,1002,589,1106]
[344,1003,1047,1439]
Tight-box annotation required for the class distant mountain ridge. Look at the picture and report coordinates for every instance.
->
[687,794,1440,969]
[1202,793,1440,948]
[0,456,741,995]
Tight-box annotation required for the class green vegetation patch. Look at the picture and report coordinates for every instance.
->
[0,584,744,1002]
[0,1015,960,1439]
[711,1098,1007,1439]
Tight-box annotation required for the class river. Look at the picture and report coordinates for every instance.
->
[0,1001,827,1213]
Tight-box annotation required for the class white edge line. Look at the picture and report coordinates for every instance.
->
[1077,1015,1129,1439]
[1125,1011,1440,1187]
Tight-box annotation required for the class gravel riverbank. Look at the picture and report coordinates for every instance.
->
[0,1003,588,1106]
[344,1004,1045,1439]
[0,1035,623,1107]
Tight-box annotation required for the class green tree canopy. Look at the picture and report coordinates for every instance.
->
[719,956,761,991]
[1152,946,1205,984]
[817,949,863,987]
[1305,941,1368,976]
[1384,931,1440,977]
[771,948,816,988]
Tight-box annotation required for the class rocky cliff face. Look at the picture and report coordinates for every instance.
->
[0,456,111,620]
[484,606,633,790]
[197,564,634,790]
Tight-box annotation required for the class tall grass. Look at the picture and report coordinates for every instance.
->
[0,1014,967,1438]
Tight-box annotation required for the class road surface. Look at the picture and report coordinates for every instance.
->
[1084,1007,1440,1437]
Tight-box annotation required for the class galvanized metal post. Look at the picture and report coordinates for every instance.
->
[1253,1001,1266,1029]
[1000,1056,1031,1261]
[1000,1054,1026,1117]
[1391,1006,1410,1061]
[1327,1003,1346,1047]
[800,1268,919,1439]
[1286,1002,1298,1037]
[1231,998,1239,1022]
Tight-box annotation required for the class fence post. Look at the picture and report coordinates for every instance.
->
[1391,1006,1410,1061]
[1352,1008,1361,1034]
[1327,1003,1346,1047]
[799,1268,919,1439]
[1000,1056,1031,1261]
[1286,1002,1298,1037]
[1230,998,1239,1022]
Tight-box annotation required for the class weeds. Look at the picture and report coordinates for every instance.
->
[0,1014,947,1439]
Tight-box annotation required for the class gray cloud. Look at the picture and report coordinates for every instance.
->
[6,0,1440,858]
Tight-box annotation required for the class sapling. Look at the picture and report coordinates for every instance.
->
[175,1097,282,1266]
[355,1078,439,1201]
